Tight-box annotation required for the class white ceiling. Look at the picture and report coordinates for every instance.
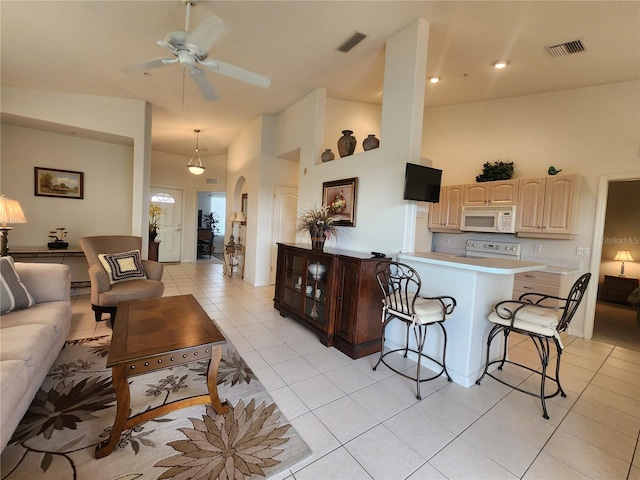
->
[2,1,639,157]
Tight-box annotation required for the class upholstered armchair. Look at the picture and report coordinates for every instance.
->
[79,235,164,323]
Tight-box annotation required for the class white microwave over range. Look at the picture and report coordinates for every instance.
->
[460,206,517,233]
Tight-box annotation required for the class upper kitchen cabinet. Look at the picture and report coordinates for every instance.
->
[516,174,580,238]
[428,184,464,232]
[463,179,519,206]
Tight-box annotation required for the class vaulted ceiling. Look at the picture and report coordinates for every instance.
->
[2,1,638,156]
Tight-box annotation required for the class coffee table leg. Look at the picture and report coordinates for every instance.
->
[95,365,130,458]
[207,345,230,415]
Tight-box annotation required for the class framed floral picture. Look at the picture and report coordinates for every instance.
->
[322,177,358,227]
[34,167,84,199]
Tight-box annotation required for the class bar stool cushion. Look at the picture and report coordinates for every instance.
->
[489,303,560,338]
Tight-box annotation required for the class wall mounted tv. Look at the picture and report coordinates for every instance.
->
[403,163,442,203]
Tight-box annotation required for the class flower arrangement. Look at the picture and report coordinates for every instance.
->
[149,203,165,235]
[296,204,338,243]
[331,191,347,213]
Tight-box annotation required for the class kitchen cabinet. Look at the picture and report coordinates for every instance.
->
[428,184,464,232]
[274,243,384,359]
[516,174,579,238]
[513,269,578,307]
[602,275,639,304]
[463,179,518,206]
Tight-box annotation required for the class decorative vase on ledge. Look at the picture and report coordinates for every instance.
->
[362,134,379,151]
[321,149,335,163]
[337,130,356,157]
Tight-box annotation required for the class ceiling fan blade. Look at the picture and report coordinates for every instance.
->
[189,13,228,54]
[126,57,174,73]
[188,66,218,101]
[199,58,271,89]
[157,39,178,55]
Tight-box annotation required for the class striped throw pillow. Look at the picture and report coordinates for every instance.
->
[0,257,35,313]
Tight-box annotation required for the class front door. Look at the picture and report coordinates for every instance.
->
[150,187,182,262]
[270,184,298,284]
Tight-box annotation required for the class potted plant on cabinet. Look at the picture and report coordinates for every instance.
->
[296,204,338,251]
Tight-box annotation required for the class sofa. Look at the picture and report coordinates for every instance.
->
[0,260,72,452]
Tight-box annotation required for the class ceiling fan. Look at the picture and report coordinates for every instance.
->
[139,0,270,101]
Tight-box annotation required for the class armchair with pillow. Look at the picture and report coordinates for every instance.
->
[79,236,164,323]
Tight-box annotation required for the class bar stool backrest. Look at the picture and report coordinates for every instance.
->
[556,273,591,332]
[375,261,422,320]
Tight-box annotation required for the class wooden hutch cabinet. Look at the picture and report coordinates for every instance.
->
[274,243,385,359]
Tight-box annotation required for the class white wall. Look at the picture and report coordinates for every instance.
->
[421,80,640,336]
[0,123,134,246]
[1,87,151,244]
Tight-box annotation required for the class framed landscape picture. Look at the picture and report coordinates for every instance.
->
[35,167,84,199]
[322,177,358,227]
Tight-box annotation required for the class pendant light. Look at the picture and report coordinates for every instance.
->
[187,129,205,175]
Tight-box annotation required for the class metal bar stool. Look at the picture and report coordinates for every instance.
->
[476,273,591,419]
[373,261,457,400]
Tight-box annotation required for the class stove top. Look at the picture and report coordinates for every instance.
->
[465,240,521,259]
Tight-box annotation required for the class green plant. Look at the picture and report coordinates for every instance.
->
[475,161,514,182]
[203,212,220,239]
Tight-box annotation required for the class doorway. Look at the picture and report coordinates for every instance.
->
[196,191,226,261]
[150,187,183,263]
[585,173,640,350]
[270,185,298,284]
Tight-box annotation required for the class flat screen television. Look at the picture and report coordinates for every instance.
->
[403,163,442,203]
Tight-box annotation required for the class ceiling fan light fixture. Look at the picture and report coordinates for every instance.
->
[187,129,206,175]
[493,60,509,69]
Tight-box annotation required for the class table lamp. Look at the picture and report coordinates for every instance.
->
[0,194,27,256]
[613,250,634,277]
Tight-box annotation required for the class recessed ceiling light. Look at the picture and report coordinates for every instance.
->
[428,76,441,84]
[493,60,509,69]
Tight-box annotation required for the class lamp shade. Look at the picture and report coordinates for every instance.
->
[235,211,246,223]
[613,250,634,262]
[0,195,27,226]
[228,212,238,222]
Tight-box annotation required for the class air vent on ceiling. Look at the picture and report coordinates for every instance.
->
[205,178,218,185]
[546,38,587,57]
[337,32,367,52]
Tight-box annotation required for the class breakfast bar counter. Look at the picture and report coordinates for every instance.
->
[395,252,547,387]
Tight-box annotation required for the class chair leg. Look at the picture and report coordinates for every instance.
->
[373,316,391,372]
[532,336,551,419]
[476,324,506,385]
[92,305,117,324]
[437,321,452,382]
[414,324,427,400]
[404,322,410,358]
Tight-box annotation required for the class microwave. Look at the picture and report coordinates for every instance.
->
[460,206,517,233]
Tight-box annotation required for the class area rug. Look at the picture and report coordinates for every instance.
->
[0,336,312,479]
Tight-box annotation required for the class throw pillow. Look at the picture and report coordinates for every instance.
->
[98,250,147,285]
[0,257,35,314]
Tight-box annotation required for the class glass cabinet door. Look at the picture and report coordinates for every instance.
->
[304,257,331,327]
[282,252,305,313]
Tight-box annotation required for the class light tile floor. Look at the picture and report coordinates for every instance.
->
[69,261,640,480]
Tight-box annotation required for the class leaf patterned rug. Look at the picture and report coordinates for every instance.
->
[1,335,312,479]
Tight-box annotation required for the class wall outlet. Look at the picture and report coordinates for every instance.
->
[534,244,542,253]
[576,247,590,256]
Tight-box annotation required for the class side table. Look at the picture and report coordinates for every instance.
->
[603,275,639,304]
[223,243,245,278]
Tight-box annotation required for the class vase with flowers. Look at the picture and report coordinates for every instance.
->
[296,204,338,250]
[149,203,165,242]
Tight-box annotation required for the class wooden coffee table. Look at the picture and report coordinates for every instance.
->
[95,294,230,458]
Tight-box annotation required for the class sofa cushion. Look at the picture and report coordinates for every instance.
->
[0,257,35,314]
[98,249,147,284]
[0,360,29,430]
[0,324,55,378]
[0,301,72,344]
